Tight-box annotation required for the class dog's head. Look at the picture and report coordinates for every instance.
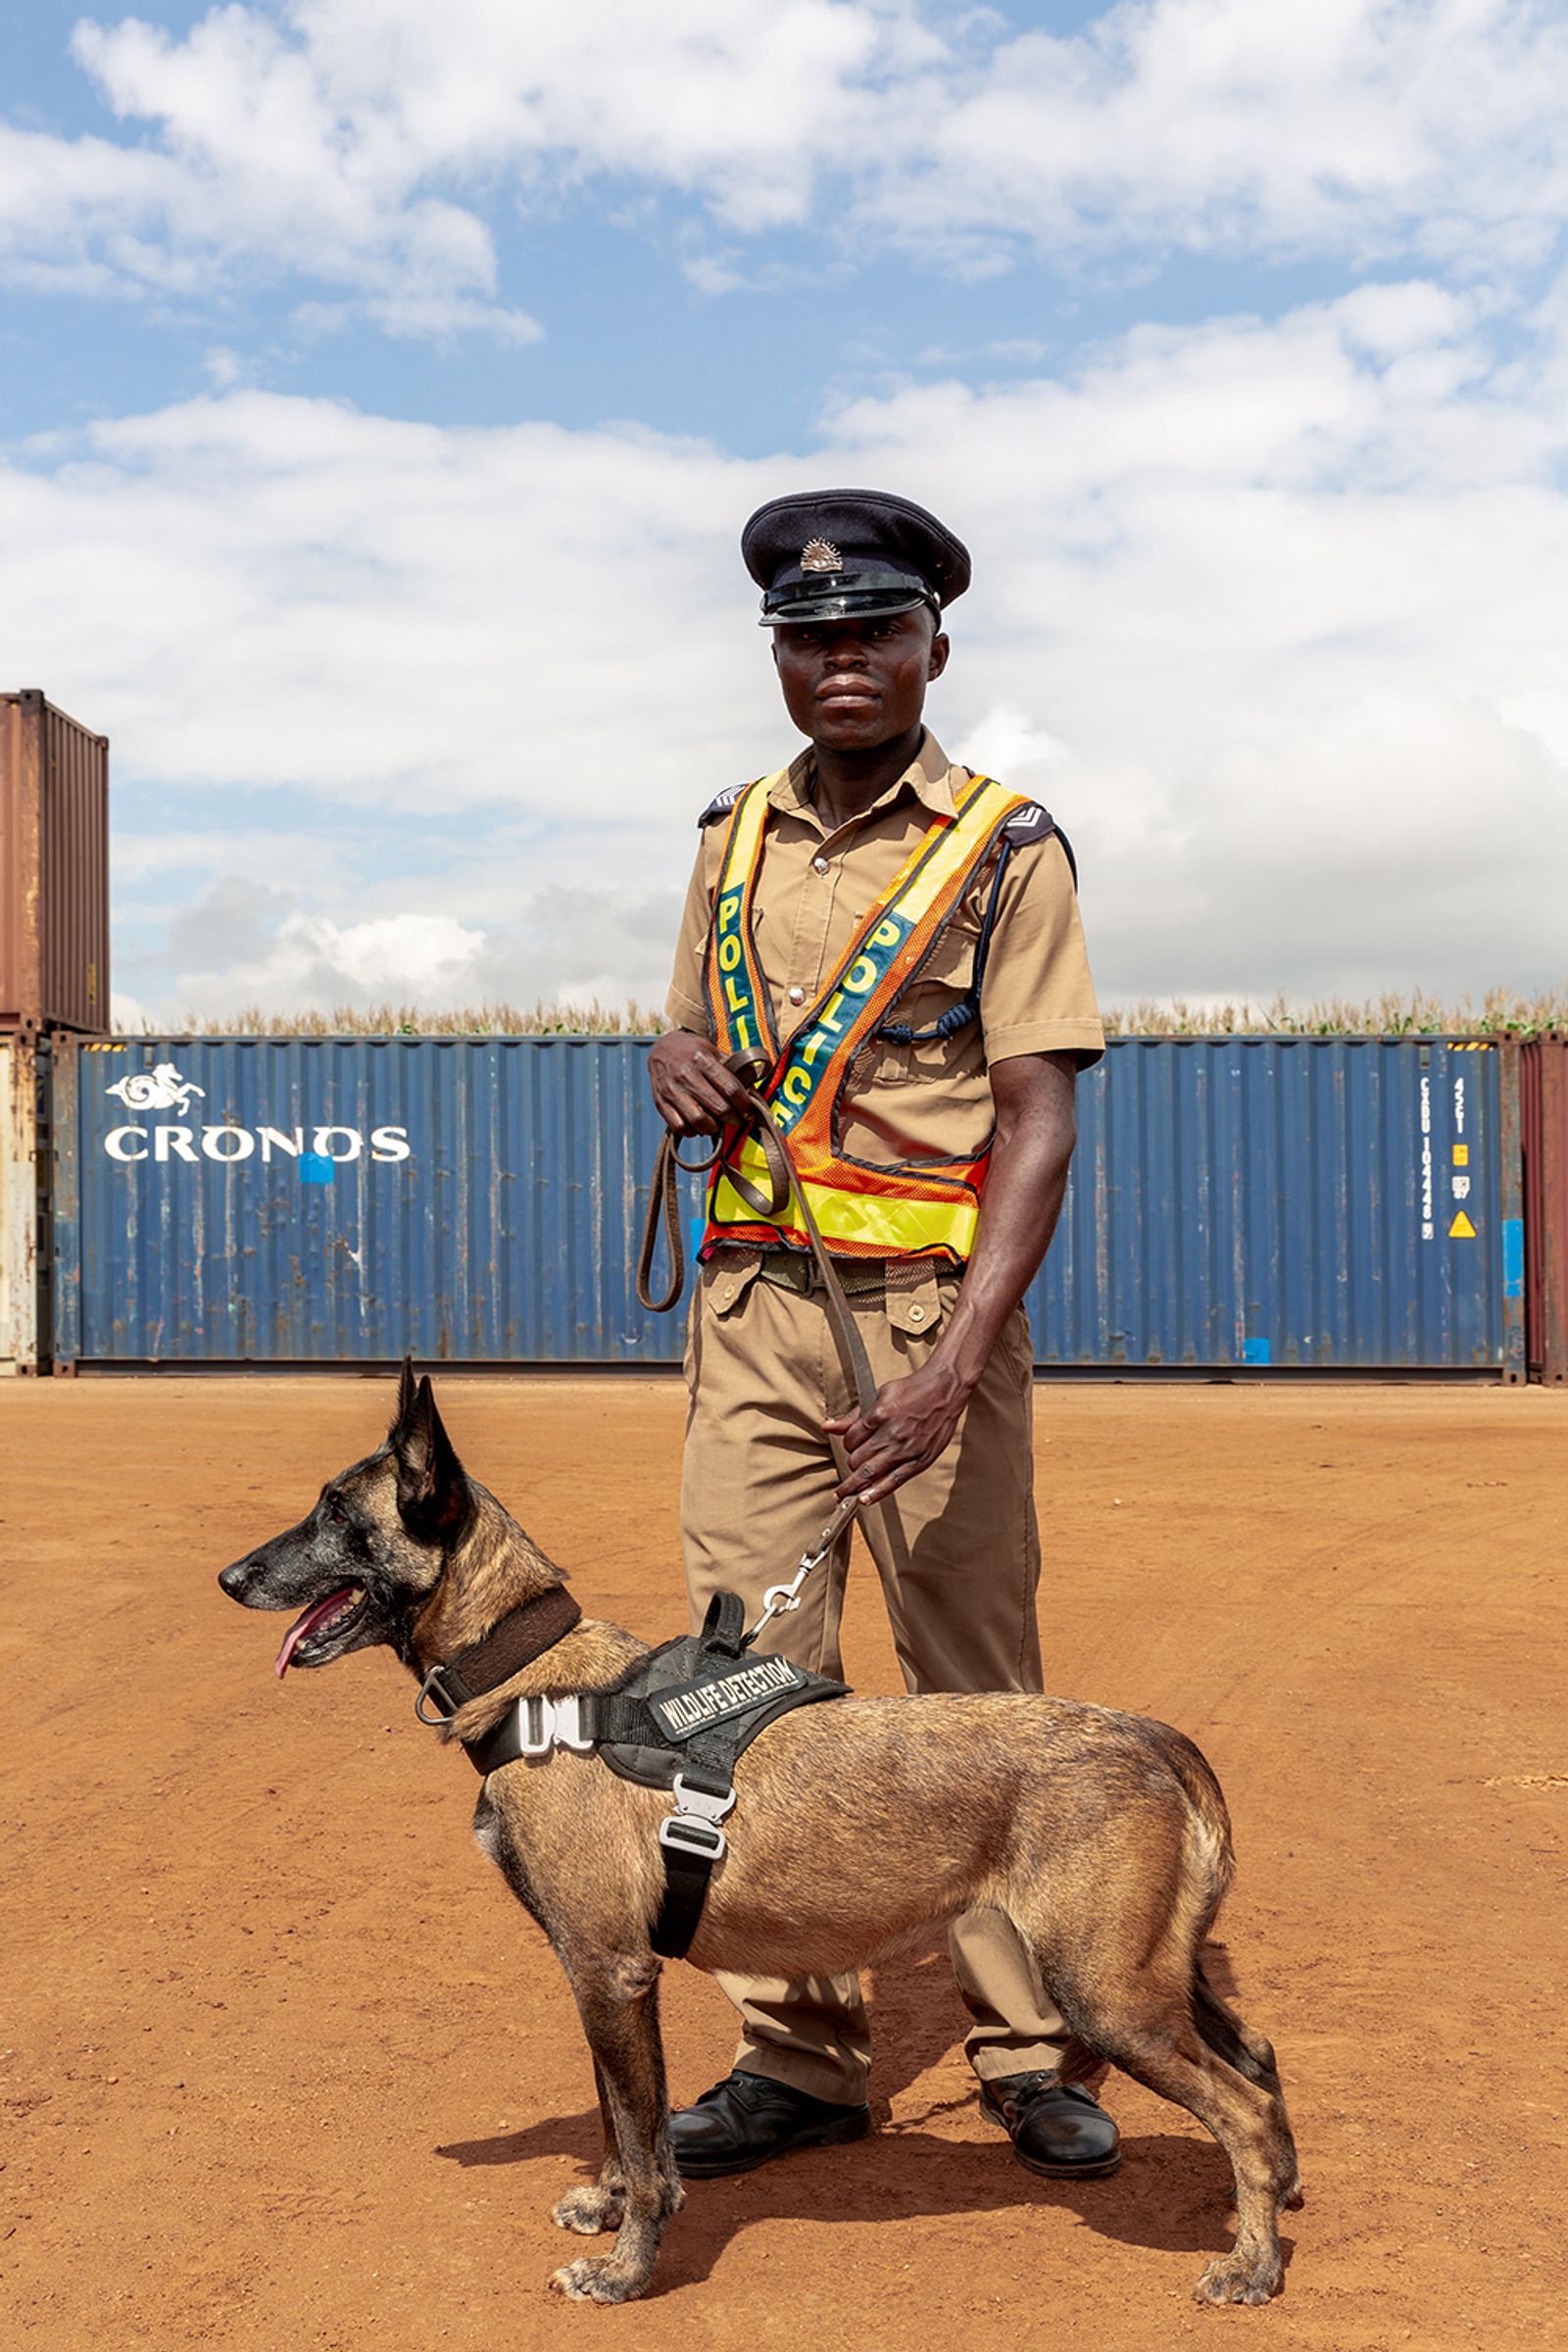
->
[218,1361,472,1678]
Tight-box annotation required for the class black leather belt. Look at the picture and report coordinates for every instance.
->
[753,1248,889,1298]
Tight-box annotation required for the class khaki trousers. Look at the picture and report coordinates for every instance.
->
[680,1249,1070,2104]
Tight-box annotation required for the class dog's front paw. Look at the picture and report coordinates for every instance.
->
[553,2183,625,2236]
[1194,2252,1282,2307]
[551,2254,651,2304]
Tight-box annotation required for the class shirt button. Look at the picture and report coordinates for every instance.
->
[907,1304,926,1323]
[812,856,830,875]
[787,985,806,1005]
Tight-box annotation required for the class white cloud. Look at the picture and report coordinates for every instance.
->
[131,874,686,1017]
[109,988,156,1032]
[3,3,1566,332]
[0,5,539,338]
[0,0,891,332]
[172,905,487,1008]
[7,386,760,822]
[5,276,1568,1018]
[874,0,1568,271]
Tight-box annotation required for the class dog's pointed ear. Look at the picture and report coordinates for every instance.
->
[391,1375,469,1544]
[392,1354,417,1433]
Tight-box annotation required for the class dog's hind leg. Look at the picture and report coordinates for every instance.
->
[1123,2034,1294,2306]
[549,1952,683,2305]
[1009,1857,1297,2305]
[1062,1978,1298,2306]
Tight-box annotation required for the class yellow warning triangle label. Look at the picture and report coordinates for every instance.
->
[1448,1210,1478,1239]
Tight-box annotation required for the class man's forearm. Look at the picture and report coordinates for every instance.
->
[821,1051,1078,1504]
[930,1052,1077,1395]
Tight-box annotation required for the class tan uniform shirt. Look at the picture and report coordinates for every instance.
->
[664,729,1105,1169]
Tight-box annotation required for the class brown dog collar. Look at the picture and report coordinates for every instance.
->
[415,1585,582,1725]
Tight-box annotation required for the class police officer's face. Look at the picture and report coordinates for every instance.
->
[770,611,949,753]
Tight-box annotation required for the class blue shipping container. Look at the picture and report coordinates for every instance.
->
[49,1034,1512,1371]
[1035,1037,1509,1369]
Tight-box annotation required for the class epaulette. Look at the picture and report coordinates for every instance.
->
[1002,802,1077,887]
[698,782,750,829]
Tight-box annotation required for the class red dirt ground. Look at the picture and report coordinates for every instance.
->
[2,1376,1562,2351]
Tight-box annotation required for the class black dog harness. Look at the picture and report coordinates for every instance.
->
[423,1592,847,1960]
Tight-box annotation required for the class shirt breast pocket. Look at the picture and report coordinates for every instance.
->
[876,906,981,1063]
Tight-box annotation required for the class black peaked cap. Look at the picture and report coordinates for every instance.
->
[741,488,971,626]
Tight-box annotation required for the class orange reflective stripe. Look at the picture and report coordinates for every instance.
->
[766,774,1016,1149]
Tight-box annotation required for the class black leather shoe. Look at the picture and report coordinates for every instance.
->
[669,2070,871,2179]
[979,2071,1121,2179]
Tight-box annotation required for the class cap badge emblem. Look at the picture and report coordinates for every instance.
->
[800,538,843,574]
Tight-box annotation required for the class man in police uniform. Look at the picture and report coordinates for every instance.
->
[647,489,1116,2180]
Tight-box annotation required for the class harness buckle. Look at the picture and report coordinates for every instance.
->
[659,1775,736,1861]
[515,1693,597,1756]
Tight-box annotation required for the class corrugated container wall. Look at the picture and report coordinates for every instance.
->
[1,1035,41,1371]
[50,1034,1516,1372]
[0,691,110,1033]
[1520,1035,1568,1382]
[1036,1037,1516,1372]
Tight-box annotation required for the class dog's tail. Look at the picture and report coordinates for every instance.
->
[1156,1729,1284,2091]
[1148,1717,1236,1930]
[1192,1959,1281,2088]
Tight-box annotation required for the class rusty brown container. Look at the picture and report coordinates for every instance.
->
[0,690,110,1034]
[1521,1035,1568,1383]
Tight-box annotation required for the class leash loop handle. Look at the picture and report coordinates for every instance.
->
[635,1130,724,1315]
[636,1048,767,1315]
[638,1049,879,1420]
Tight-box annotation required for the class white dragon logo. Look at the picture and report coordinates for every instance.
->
[105,1060,207,1112]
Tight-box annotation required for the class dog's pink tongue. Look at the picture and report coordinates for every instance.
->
[274,1589,360,1680]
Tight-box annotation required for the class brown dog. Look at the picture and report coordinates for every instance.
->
[219,1370,1301,2306]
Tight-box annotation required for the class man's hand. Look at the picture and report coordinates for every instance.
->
[648,1030,755,1138]
[823,1359,974,1505]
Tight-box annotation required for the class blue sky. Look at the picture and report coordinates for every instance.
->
[3,0,1358,452]
[3,0,1567,1023]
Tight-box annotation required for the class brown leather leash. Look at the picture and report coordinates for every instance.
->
[638,1049,902,1632]
[637,1049,879,1420]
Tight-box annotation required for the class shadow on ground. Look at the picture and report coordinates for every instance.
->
[434,1934,1288,2293]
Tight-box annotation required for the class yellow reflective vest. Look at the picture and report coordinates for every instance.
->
[701,768,1036,1265]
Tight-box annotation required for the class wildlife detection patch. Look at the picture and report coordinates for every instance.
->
[647,1654,807,1741]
